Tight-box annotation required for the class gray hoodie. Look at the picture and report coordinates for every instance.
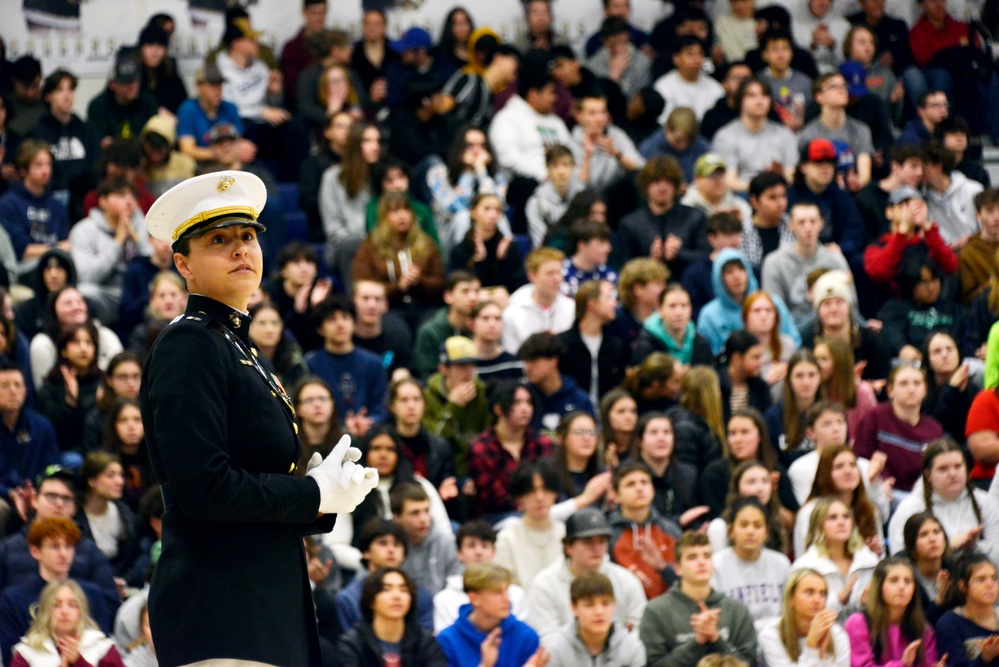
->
[639,585,757,667]
[543,621,646,667]
[68,206,148,288]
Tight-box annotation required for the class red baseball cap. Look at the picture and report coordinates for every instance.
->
[802,138,837,163]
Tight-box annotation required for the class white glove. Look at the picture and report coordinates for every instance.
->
[306,434,379,515]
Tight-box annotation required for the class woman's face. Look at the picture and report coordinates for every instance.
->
[463,129,489,165]
[791,573,828,621]
[140,43,166,68]
[564,415,598,460]
[927,334,959,376]
[450,11,472,43]
[150,280,186,320]
[849,28,876,64]
[881,564,915,611]
[248,307,283,350]
[372,571,412,621]
[738,465,773,504]
[607,396,638,435]
[90,462,124,500]
[63,329,95,371]
[108,361,142,399]
[661,290,692,333]
[818,296,849,331]
[730,505,768,553]
[386,207,415,236]
[50,586,81,637]
[744,298,776,335]
[727,416,760,462]
[116,405,144,447]
[889,367,927,409]
[325,66,349,94]
[327,113,353,148]
[175,227,263,309]
[913,266,941,305]
[589,201,608,223]
[964,563,999,608]
[813,344,834,381]
[297,383,334,426]
[640,418,674,461]
[366,434,398,477]
[789,361,821,402]
[822,500,854,545]
[830,450,861,492]
[54,289,88,328]
[927,450,967,500]
[391,382,424,427]
[473,197,502,234]
[360,127,381,163]
[914,519,947,561]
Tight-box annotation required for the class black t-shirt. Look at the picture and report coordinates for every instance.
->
[757,226,783,262]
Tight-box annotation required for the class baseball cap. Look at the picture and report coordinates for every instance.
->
[112,55,141,84]
[223,17,263,45]
[208,122,241,144]
[439,336,477,366]
[694,152,727,178]
[196,63,226,85]
[36,464,78,491]
[888,185,924,206]
[390,27,432,53]
[801,138,837,164]
[565,509,613,540]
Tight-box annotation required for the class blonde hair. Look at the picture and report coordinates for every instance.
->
[696,656,749,667]
[22,580,99,650]
[679,366,726,446]
[777,569,834,662]
[805,496,865,556]
[463,562,513,593]
[618,258,669,310]
[525,247,565,275]
[370,192,436,264]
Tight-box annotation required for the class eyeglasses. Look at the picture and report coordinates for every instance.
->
[300,396,332,405]
[569,428,598,437]
[40,492,76,505]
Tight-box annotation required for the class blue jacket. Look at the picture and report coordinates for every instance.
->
[0,182,69,261]
[0,573,111,665]
[304,347,388,423]
[335,571,435,634]
[0,528,119,618]
[531,374,595,432]
[438,603,539,667]
[176,98,243,147]
[0,408,59,500]
[696,248,801,354]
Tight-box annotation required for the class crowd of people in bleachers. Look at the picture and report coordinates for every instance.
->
[0,0,999,664]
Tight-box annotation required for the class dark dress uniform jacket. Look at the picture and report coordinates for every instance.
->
[140,295,335,666]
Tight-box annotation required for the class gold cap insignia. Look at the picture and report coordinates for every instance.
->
[217,175,236,193]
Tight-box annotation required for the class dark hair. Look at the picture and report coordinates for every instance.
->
[456,520,497,549]
[489,380,535,417]
[546,189,605,248]
[923,139,958,173]
[570,572,615,603]
[358,518,408,556]
[600,16,629,38]
[509,462,558,500]
[706,212,742,236]
[726,407,776,468]
[721,330,760,365]
[96,177,139,200]
[545,144,575,167]
[921,438,982,526]
[673,34,705,56]
[101,138,142,172]
[889,144,925,167]
[781,350,821,452]
[339,121,378,199]
[676,530,711,561]
[47,321,100,385]
[389,481,430,516]
[370,157,410,197]
[517,67,553,99]
[290,376,344,469]
[760,28,793,51]
[942,552,994,610]
[724,461,787,551]
[734,77,772,114]
[97,351,143,413]
[360,567,417,624]
[612,459,653,490]
[101,397,145,457]
[897,256,941,302]
[934,116,970,141]
[518,331,565,361]
[437,7,475,59]
[446,270,479,293]
[567,219,611,252]
[865,558,927,665]
[749,172,787,200]
[446,126,497,185]
[552,411,601,497]
[275,241,318,271]
[41,69,77,99]
[917,89,946,108]
[807,444,879,541]
[902,511,950,564]
[313,295,355,324]
[636,156,684,192]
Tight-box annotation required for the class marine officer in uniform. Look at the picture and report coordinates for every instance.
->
[140,171,378,666]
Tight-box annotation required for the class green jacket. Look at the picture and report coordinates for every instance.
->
[986,320,999,389]
[421,373,491,476]
[412,308,472,378]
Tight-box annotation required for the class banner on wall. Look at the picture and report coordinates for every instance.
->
[0,0,669,79]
